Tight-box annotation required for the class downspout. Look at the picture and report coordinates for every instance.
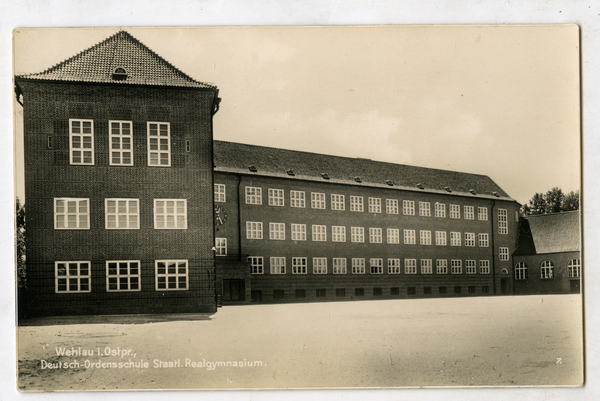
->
[237,174,243,262]
[210,89,220,306]
[491,199,497,295]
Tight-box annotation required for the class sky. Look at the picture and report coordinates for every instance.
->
[13,26,581,205]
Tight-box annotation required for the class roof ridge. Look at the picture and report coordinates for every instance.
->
[526,210,580,218]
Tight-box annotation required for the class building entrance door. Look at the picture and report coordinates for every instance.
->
[223,279,245,301]
[500,278,507,295]
[570,280,580,294]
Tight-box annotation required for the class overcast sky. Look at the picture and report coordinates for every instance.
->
[13,26,581,204]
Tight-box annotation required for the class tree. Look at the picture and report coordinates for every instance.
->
[16,198,26,288]
[562,190,580,211]
[544,187,564,214]
[521,188,579,216]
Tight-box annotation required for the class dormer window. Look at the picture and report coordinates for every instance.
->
[248,165,258,172]
[112,67,128,81]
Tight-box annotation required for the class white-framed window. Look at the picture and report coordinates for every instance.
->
[435,231,447,246]
[369,228,383,243]
[403,200,415,215]
[387,228,400,244]
[421,259,433,274]
[478,233,489,247]
[333,258,347,274]
[292,257,307,274]
[291,224,307,241]
[465,260,476,274]
[541,260,554,279]
[109,120,133,166]
[480,260,490,274]
[405,259,417,274]
[369,197,382,213]
[155,260,188,290]
[450,204,460,219]
[404,229,416,244]
[249,257,264,274]
[269,223,286,240]
[351,227,365,243]
[498,209,508,234]
[290,191,305,208]
[515,262,528,280]
[105,199,139,229]
[464,206,475,220]
[215,238,227,256]
[245,187,262,205]
[270,257,286,274]
[451,260,462,274]
[312,225,327,242]
[419,202,431,217]
[350,196,364,212]
[568,259,581,278]
[388,258,401,274]
[268,189,285,206]
[246,222,263,239]
[54,198,89,229]
[352,258,366,274]
[386,199,399,214]
[55,261,91,293]
[420,230,432,245]
[69,119,94,165]
[331,194,345,210]
[370,258,383,274]
[106,261,140,291]
[154,199,187,229]
[450,232,461,246]
[332,226,346,242]
[214,184,226,202]
[311,192,326,209]
[147,122,170,166]
[436,259,448,274]
[435,203,446,218]
[499,247,509,261]
[478,207,488,221]
[465,233,476,247]
[313,258,327,274]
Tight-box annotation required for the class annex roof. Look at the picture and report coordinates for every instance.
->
[515,211,581,255]
[213,140,515,201]
[16,30,215,89]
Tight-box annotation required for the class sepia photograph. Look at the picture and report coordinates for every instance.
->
[13,25,583,391]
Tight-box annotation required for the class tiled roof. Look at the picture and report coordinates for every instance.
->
[213,141,515,200]
[16,31,215,89]
[514,211,581,255]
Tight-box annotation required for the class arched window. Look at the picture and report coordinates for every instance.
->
[112,67,128,80]
[541,260,554,279]
[515,262,528,280]
[568,259,581,278]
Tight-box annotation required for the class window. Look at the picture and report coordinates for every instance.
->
[295,289,306,298]
[312,225,327,242]
[269,223,285,240]
[568,259,581,278]
[54,198,89,229]
[404,229,416,244]
[311,192,326,209]
[373,287,383,296]
[156,260,188,290]
[105,199,139,229]
[215,238,227,256]
[420,230,432,245]
[479,260,490,274]
[541,260,554,279]
[291,224,306,241]
[464,206,474,220]
[391,287,400,295]
[465,233,476,247]
[268,189,285,206]
[499,247,509,261]
[407,287,416,295]
[249,257,264,274]
[450,232,461,246]
[106,261,140,291]
[351,227,365,243]
[355,288,365,296]
[290,191,305,208]
[515,211,520,222]
[436,259,448,274]
[332,226,346,242]
[478,233,489,247]
[454,286,462,294]
[109,121,133,166]
[214,184,226,202]
[313,258,327,274]
[466,260,476,274]
[424,287,432,295]
[405,259,417,274]
[273,289,285,299]
[370,258,383,274]
[352,258,365,274]
[69,119,94,165]
[331,194,345,210]
[403,200,415,215]
[419,202,431,217]
[350,196,364,212]
[251,290,262,302]
[245,187,262,204]
[435,203,446,218]
[154,199,187,229]
[388,258,401,274]
[468,286,476,294]
[55,262,90,293]
[147,122,170,166]
[47,135,53,149]
[478,207,488,221]
[369,197,382,213]
[316,289,327,298]
[498,209,508,234]
[246,222,263,239]
[386,199,399,214]
[482,286,490,293]
[421,259,433,274]
[439,286,447,294]
[186,140,190,152]
[292,257,307,274]
[369,228,383,243]
[451,260,462,274]
[515,262,528,280]
[270,257,286,274]
[435,231,447,246]
[450,204,460,219]
[336,288,346,297]
[333,258,347,274]
[387,228,400,244]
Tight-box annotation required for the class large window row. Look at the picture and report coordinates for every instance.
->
[514,259,581,280]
